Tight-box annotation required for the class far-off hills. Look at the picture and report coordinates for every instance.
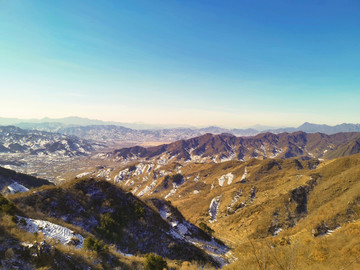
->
[110,131,360,163]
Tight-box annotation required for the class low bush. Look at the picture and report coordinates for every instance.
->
[96,212,124,242]
[199,222,214,236]
[144,253,167,270]
[83,237,107,253]
[0,194,16,215]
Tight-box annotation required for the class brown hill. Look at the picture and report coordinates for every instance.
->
[110,131,360,163]
[7,178,228,268]
[93,152,360,269]
[0,166,53,194]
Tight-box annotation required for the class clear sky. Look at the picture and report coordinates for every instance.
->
[0,0,359,128]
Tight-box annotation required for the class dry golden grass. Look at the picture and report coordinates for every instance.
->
[4,153,360,269]
[143,155,360,269]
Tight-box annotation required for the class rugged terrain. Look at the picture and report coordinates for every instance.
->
[2,117,360,144]
[0,126,103,157]
[0,166,52,194]
[108,131,360,163]
[1,129,360,269]
[0,126,107,181]
[66,131,360,269]
[79,153,359,269]
[1,173,230,269]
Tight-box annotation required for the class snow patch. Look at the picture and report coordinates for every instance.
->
[164,186,177,199]
[270,148,283,158]
[75,172,91,179]
[137,180,157,197]
[164,176,184,199]
[227,189,242,213]
[7,182,29,194]
[96,168,111,180]
[114,168,129,183]
[18,216,84,249]
[209,195,222,223]
[240,167,248,182]
[218,173,234,186]
[226,173,234,185]
[326,226,341,236]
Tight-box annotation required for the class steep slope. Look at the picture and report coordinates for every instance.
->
[0,224,96,270]
[324,139,360,159]
[90,153,360,269]
[9,178,228,267]
[0,166,53,194]
[0,194,144,269]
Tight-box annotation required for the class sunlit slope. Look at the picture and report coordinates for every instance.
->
[102,153,360,269]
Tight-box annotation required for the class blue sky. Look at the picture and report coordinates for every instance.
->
[0,0,359,128]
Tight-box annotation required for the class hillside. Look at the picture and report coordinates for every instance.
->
[0,126,104,157]
[74,151,360,269]
[1,177,230,269]
[109,131,360,163]
[1,130,360,268]
[0,166,53,194]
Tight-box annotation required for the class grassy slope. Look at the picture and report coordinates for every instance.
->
[134,155,360,269]
[2,152,359,269]
[7,178,219,268]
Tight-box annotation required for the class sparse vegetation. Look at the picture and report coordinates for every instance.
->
[19,217,27,226]
[83,237,108,253]
[171,174,184,185]
[199,222,214,236]
[0,194,16,215]
[134,201,146,217]
[97,212,124,242]
[144,253,167,270]
[2,151,360,269]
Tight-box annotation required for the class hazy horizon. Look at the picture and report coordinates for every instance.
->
[1,115,359,131]
[1,1,359,127]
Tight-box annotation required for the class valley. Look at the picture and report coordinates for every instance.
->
[3,1,359,268]
[1,126,359,269]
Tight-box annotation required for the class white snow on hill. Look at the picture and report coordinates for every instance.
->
[218,173,234,186]
[240,167,248,182]
[75,172,92,179]
[209,195,222,222]
[7,182,29,194]
[18,216,84,249]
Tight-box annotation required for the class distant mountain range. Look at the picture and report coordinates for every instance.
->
[267,122,360,134]
[0,116,193,130]
[1,116,360,137]
[0,126,104,157]
[109,131,360,163]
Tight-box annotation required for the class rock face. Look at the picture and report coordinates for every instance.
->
[268,177,318,235]
[109,131,360,163]
[149,199,230,266]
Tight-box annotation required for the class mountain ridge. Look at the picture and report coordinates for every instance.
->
[1,116,360,135]
[109,131,360,163]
